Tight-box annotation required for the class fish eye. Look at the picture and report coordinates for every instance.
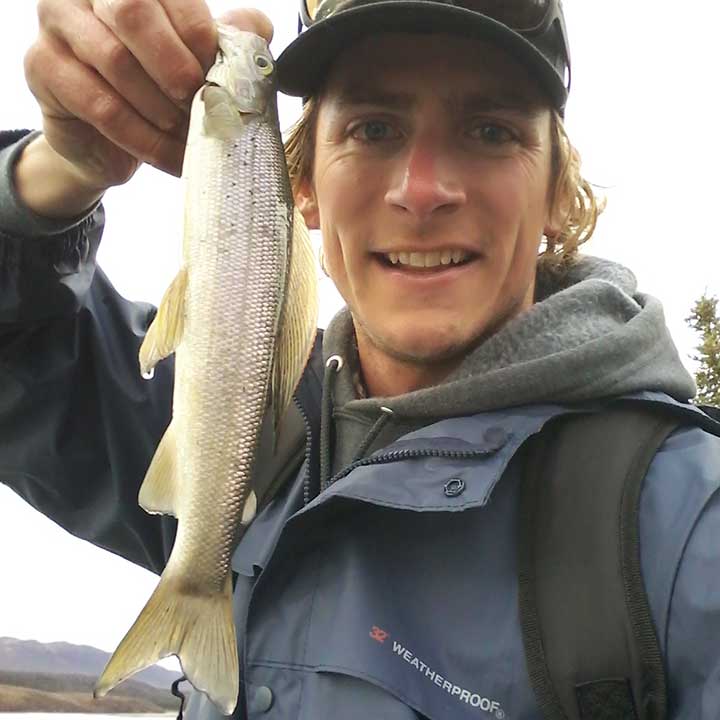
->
[254,54,273,76]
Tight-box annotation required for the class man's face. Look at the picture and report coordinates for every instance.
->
[298,33,559,373]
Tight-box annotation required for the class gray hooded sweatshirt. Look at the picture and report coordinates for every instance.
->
[320,255,696,476]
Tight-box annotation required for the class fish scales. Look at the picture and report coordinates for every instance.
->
[172,106,290,586]
[94,26,318,715]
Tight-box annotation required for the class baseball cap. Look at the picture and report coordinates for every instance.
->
[276,0,572,112]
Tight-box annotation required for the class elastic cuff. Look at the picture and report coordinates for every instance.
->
[0,130,102,237]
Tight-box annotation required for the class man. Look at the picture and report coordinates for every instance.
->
[1,1,719,719]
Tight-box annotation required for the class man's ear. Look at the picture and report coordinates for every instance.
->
[544,183,571,239]
[295,178,320,230]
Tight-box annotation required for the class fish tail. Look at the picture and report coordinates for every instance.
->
[94,571,238,714]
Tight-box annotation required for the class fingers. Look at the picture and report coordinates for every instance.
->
[25,0,276,187]
[156,0,218,73]
[92,0,209,103]
[26,31,187,177]
[90,2,275,103]
[217,8,274,43]
[46,1,187,133]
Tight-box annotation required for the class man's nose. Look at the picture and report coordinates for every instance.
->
[385,140,466,220]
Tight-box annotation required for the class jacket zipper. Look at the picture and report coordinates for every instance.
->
[238,396,314,717]
[324,445,504,488]
[293,395,315,506]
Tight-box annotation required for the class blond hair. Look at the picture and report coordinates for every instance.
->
[284,97,603,274]
[542,113,604,274]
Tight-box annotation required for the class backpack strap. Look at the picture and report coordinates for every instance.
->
[517,404,684,720]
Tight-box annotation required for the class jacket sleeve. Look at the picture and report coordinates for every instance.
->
[665,470,720,717]
[0,128,177,575]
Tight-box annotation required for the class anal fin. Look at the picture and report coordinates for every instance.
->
[241,490,258,526]
[139,423,179,517]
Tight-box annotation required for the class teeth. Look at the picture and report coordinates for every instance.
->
[385,250,469,268]
[424,251,440,267]
[409,252,424,268]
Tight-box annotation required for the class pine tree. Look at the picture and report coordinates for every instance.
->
[686,293,720,405]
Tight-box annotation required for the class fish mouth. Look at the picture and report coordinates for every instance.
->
[202,81,264,116]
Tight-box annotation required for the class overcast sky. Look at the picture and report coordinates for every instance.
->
[1,1,719,672]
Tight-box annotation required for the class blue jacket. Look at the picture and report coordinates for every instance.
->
[181,386,720,720]
[1,129,719,719]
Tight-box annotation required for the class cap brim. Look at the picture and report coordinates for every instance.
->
[276,1,567,110]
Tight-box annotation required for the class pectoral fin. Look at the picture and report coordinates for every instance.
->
[271,207,319,437]
[139,267,188,377]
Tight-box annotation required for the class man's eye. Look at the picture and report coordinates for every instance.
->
[350,120,399,142]
[469,123,516,144]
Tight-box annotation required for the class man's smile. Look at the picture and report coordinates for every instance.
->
[377,248,475,268]
[371,249,480,279]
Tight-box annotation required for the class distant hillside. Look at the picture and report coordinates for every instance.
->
[0,670,180,712]
[0,636,180,689]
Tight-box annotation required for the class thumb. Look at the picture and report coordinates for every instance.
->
[217,8,274,43]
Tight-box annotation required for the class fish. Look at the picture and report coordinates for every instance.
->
[93,24,318,715]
